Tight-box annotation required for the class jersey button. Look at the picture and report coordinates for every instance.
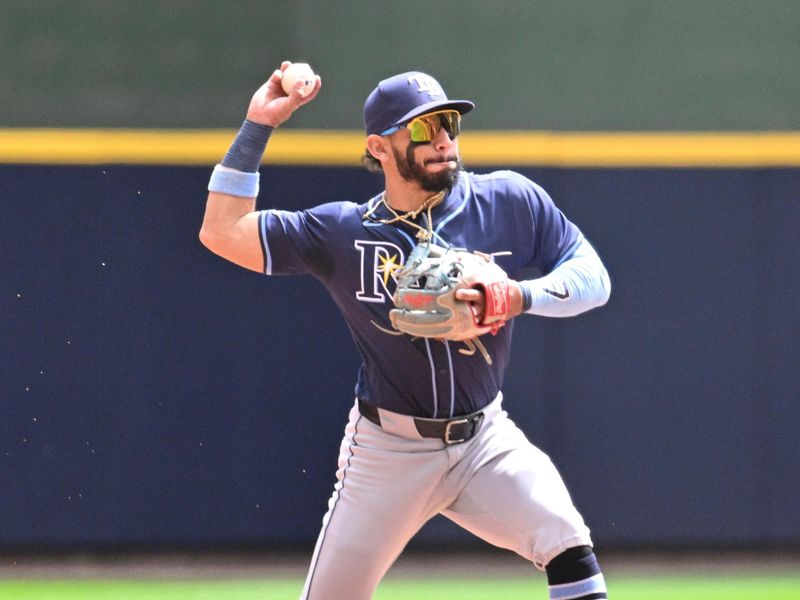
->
[438,368,449,376]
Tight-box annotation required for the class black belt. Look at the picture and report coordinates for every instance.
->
[358,399,485,445]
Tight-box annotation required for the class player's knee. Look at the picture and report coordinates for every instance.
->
[545,545,599,585]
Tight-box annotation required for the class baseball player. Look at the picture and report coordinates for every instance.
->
[200,61,611,600]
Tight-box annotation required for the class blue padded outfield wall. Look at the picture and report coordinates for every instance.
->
[2,163,799,552]
[2,0,800,555]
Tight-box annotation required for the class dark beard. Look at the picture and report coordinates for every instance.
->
[392,143,462,194]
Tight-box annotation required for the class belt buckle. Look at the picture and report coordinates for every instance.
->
[444,418,471,445]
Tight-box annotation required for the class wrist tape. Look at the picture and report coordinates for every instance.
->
[222,119,273,172]
[519,283,534,313]
[208,119,274,198]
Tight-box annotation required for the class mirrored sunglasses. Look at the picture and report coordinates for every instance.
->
[380,110,462,142]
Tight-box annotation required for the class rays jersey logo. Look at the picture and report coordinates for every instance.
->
[355,240,405,303]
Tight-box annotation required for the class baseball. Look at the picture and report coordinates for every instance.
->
[281,63,316,97]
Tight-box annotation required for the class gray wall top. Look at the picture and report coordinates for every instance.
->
[2,1,798,130]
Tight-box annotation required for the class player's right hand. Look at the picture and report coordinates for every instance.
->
[246,61,321,128]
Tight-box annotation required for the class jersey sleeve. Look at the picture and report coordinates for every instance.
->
[507,172,580,275]
[257,202,349,278]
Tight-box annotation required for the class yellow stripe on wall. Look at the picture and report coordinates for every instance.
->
[465,132,800,167]
[1,129,800,167]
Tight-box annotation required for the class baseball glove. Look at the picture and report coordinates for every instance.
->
[387,242,511,348]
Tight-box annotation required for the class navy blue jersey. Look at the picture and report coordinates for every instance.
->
[258,170,579,417]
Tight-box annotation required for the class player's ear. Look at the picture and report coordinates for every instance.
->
[365,134,390,163]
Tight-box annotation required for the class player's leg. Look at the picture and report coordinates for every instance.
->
[300,403,448,600]
[441,410,608,599]
[545,545,607,600]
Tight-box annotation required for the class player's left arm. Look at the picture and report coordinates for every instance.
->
[453,235,608,322]
[456,176,609,322]
[517,233,611,317]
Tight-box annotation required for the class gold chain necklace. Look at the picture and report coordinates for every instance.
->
[363,190,445,241]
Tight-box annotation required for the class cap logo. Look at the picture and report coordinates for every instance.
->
[407,74,444,97]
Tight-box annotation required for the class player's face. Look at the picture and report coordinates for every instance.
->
[390,125,463,193]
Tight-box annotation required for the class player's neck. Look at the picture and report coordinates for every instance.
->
[383,179,440,214]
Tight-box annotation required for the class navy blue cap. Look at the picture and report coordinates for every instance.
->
[364,72,475,135]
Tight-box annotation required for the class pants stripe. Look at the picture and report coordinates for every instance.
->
[301,415,362,599]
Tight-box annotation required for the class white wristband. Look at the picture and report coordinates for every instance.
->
[208,164,260,198]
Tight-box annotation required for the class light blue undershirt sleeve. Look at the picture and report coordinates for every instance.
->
[519,234,611,317]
